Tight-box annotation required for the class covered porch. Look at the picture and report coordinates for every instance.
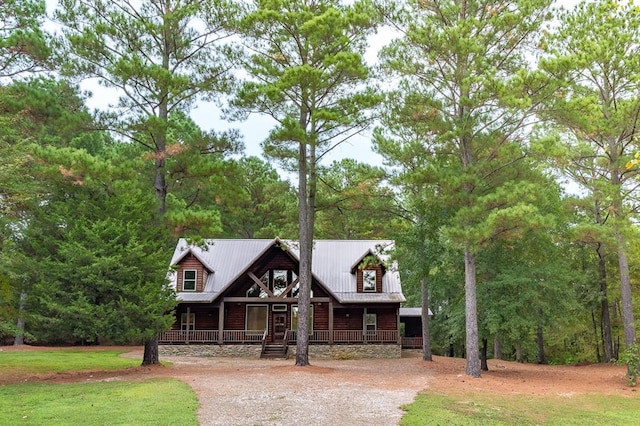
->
[163,300,402,345]
[158,328,400,345]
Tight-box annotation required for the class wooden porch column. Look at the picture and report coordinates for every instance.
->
[396,306,401,345]
[218,300,224,344]
[363,307,368,343]
[186,307,191,344]
[328,300,334,344]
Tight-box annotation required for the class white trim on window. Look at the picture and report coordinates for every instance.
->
[181,313,195,331]
[365,313,377,332]
[183,269,197,291]
[363,269,376,292]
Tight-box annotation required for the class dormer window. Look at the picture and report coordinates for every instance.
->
[183,269,197,291]
[363,270,376,292]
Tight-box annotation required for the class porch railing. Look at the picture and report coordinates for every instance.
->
[159,329,399,344]
[158,329,219,344]
[401,336,423,349]
[223,330,266,343]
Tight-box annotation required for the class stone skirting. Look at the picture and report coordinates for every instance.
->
[160,344,262,358]
[159,344,401,359]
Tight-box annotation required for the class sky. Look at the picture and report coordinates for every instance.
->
[45,0,585,178]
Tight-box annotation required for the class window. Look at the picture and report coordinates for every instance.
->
[247,270,303,298]
[272,270,288,296]
[363,270,376,292]
[291,305,313,335]
[290,281,312,298]
[181,313,195,331]
[246,283,268,298]
[183,270,197,291]
[246,305,268,332]
[365,313,377,332]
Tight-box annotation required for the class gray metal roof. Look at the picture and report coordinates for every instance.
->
[399,307,433,316]
[168,238,405,304]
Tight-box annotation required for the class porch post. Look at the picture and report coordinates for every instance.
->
[218,300,224,344]
[186,307,191,344]
[396,306,401,345]
[363,307,368,343]
[328,300,334,344]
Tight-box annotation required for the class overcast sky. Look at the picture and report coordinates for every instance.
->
[44,0,585,175]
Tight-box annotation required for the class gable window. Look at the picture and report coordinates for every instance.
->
[246,305,268,333]
[247,270,303,298]
[365,313,377,333]
[272,270,288,296]
[363,270,376,292]
[183,269,197,291]
[291,305,313,335]
[246,283,268,298]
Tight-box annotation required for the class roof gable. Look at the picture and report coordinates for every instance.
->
[172,247,214,272]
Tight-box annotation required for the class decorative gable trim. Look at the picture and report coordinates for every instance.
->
[213,238,339,303]
[350,250,386,276]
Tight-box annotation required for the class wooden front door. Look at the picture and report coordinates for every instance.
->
[273,313,286,341]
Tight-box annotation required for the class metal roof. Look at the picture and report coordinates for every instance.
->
[399,307,433,317]
[168,238,405,304]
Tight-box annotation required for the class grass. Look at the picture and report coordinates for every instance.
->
[0,378,198,425]
[400,392,638,425]
[0,350,140,375]
[0,349,197,425]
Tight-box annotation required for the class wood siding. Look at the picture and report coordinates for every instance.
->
[356,264,383,293]
[177,254,207,292]
[373,307,397,330]
[171,304,218,330]
[333,307,396,330]
[313,302,329,330]
[225,303,246,330]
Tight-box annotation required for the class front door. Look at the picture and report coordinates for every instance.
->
[273,313,286,341]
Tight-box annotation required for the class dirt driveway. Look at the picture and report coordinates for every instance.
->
[157,352,432,426]
[2,346,634,426]
[139,350,634,426]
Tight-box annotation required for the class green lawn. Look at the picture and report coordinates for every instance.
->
[0,349,197,425]
[0,379,198,425]
[0,349,140,375]
[400,392,638,425]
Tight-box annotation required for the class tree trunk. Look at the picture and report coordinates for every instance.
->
[480,338,488,371]
[295,134,313,366]
[141,336,159,365]
[536,323,546,365]
[464,247,481,377]
[421,277,432,361]
[515,342,524,363]
[494,334,503,360]
[595,201,613,362]
[615,231,636,347]
[13,291,27,345]
[592,310,602,363]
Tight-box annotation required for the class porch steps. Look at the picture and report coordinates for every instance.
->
[261,343,288,359]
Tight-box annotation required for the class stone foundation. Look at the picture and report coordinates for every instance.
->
[160,344,262,358]
[159,344,401,359]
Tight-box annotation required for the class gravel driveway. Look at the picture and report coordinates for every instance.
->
[162,353,432,426]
